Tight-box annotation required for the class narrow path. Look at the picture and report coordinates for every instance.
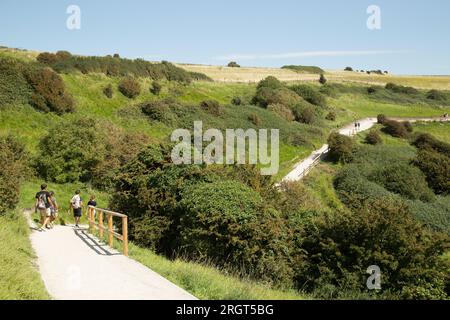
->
[282,116,449,183]
[26,211,196,300]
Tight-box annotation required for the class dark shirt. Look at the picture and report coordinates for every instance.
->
[88,200,97,207]
[35,191,52,208]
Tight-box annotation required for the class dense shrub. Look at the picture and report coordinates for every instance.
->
[0,57,31,106]
[292,103,316,124]
[281,65,324,74]
[150,81,162,95]
[253,77,300,108]
[118,77,141,98]
[402,121,413,133]
[382,120,409,138]
[344,67,353,71]
[200,100,222,116]
[140,100,177,124]
[327,133,354,163]
[377,114,387,124]
[231,96,242,106]
[290,85,326,107]
[319,85,338,97]
[24,67,74,114]
[367,86,377,94]
[412,133,450,157]
[426,89,446,101]
[103,84,113,98]
[188,72,213,82]
[365,130,382,145]
[248,112,261,126]
[413,149,450,195]
[385,82,419,95]
[319,74,327,85]
[37,52,203,83]
[267,104,295,121]
[0,135,29,215]
[325,111,336,121]
[296,198,449,299]
[227,61,240,68]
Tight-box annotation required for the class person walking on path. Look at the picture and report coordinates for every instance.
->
[48,191,59,228]
[35,184,55,231]
[87,195,97,218]
[70,190,83,228]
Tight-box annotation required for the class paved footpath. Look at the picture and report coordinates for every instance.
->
[27,212,196,300]
[282,116,449,183]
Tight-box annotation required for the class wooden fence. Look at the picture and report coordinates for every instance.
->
[87,206,128,256]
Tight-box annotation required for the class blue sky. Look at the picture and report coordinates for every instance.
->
[1,0,449,74]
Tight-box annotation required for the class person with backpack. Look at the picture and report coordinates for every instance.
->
[70,190,83,228]
[35,184,55,231]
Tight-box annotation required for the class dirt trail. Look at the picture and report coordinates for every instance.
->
[26,211,196,300]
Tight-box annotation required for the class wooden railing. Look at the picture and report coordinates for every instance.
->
[87,206,128,256]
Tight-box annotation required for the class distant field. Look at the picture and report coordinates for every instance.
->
[179,64,450,90]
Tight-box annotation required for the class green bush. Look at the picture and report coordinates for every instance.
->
[327,133,354,163]
[367,86,377,94]
[227,61,240,68]
[103,84,113,99]
[281,65,324,74]
[36,52,59,65]
[150,81,162,95]
[140,100,177,125]
[267,104,295,122]
[292,103,316,124]
[377,114,387,124]
[248,112,261,126]
[290,85,326,107]
[413,149,450,195]
[325,111,336,121]
[118,77,141,98]
[200,100,222,116]
[364,130,382,145]
[385,82,419,95]
[382,120,409,138]
[344,67,353,71]
[25,67,74,114]
[296,198,449,299]
[426,89,447,101]
[412,133,450,157]
[319,74,327,85]
[0,135,29,215]
[231,96,242,106]
[0,57,31,106]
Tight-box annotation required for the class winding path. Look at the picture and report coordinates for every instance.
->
[282,116,449,183]
[26,211,196,300]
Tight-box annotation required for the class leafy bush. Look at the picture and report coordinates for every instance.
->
[292,103,316,124]
[200,100,222,116]
[344,67,353,71]
[267,104,294,122]
[426,89,447,101]
[382,120,409,138]
[413,149,450,195]
[248,112,261,126]
[402,121,413,133]
[412,133,450,157]
[227,61,240,68]
[24,67,74,114]
[103,84,113,99]
[140,100,177,125]
[290,85,326,107]
[36,52,59,65]
[327,133,354,163]
[367,86,377,94]
[325,111,336,121]
[118,77,141,98]
[385,82,419,95]
[365,130,382,145]
[377,114,387,124]
[0,57,31,106]
[231,96,242,106]
[253,77,301,108]
[296,198,449,299]
[150,81,162,95]
[0,135,29,215]
[319,74,327,85]
[281,65,324,74]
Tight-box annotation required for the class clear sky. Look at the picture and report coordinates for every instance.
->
[1,0,449,75]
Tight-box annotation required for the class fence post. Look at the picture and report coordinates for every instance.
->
[99,211,104,239]
[108,214,113,247]
[122,216,128,256]
[88,207,93,233]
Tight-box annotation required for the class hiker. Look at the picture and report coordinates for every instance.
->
[358,122,361,130]
[49,191,59,228]
[35,184,55,231]
[70,190,83,227]
[87,195,97,218]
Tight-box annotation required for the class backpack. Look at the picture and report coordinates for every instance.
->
[37,193,47,209]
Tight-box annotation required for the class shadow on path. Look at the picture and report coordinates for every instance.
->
[73,228,120,256]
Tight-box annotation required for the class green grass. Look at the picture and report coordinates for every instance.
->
[0,211,50,299]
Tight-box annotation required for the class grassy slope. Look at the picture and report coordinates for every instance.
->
[0,211,49,299]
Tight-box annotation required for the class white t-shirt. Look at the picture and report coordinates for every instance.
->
[71,195,82,209]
